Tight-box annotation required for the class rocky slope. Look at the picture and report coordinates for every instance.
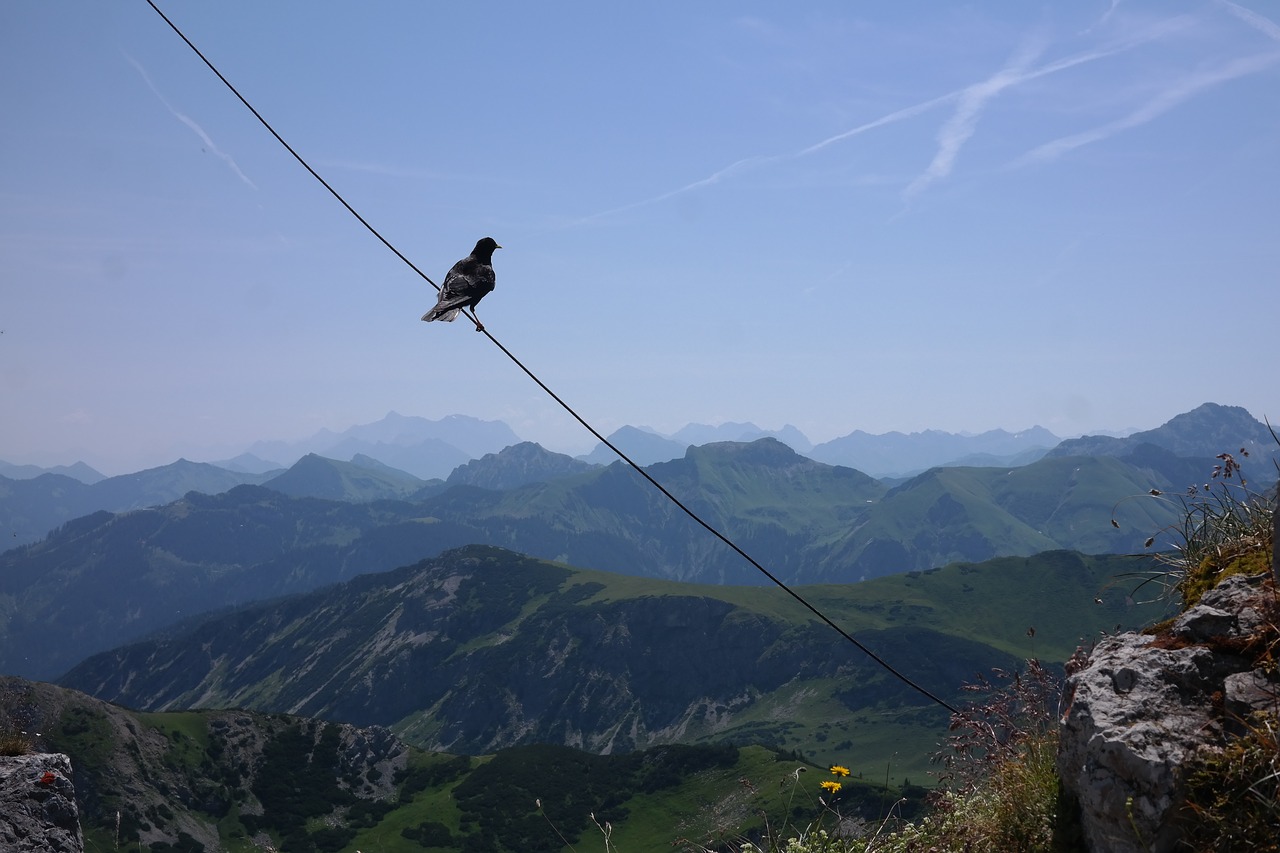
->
[0,676,409,851]
[0,753,84,853]
[1058,571,1279,851]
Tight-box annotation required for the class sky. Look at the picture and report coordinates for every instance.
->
[2,1,1279,475]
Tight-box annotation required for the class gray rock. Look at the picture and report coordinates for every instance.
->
[1058,573,1275,852]
[0,753,85,853]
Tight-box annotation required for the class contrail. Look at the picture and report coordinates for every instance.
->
[1013,50,1280,166]
[571,155,777,223]
[904,36,1046,201]
[125,54,258,191]
[574,15,1191,221]
[1216,0,1280,43]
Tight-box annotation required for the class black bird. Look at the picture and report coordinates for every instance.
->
[421,237,501,331]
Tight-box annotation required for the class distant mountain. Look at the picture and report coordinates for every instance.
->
[580,422,814,466]
[61,545,1167,768]
[491,438,888,584]
[0,459,105,484]
[2,435,1207,679]
[1047,404,1278,476]
[263,453,433,501]
[808,426,1061,478]
[671,422,814,453]
[820,445,1212,582]
[578,425,690,466]
[210,451,284,474]
[0,441,880,679]
[243,412,522,479]
[0,459,274,548]
[0,483,489,679]
[447,441,598,490]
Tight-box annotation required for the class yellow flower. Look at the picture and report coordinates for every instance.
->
[819,780,842,793]
[829,765,850,777]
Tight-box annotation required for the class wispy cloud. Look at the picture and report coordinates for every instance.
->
[1217,0,1280,43]
[903,37,1046,201]
[797,92,958,157]
[1083,0,1123,35]
[125,54,258,191]
[573,15,1191,222]
[1012,50,1280,166]
[570,155,777,224]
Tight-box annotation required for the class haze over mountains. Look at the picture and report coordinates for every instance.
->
[1,402,1274,685]
[5,410,1068,487]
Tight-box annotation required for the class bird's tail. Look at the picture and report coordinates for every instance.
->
[421,307,461,323]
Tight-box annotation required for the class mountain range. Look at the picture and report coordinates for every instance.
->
[7,403,1271,553]
[59,545,1168,782]
[0,437,1197,681]
[0,401,1273,851]
[2,403,1272,682]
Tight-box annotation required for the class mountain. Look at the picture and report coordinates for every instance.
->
[0,459,105,484]
[0,485,489,679]
[1,677,921,853]
[60,545,1169,780]
[1,436,1203,679]
[447,441,599,490]
[0,440,882,679]
[0,459,275,548]
[263,453,433,501]
[578,425,690,466]
[482,438,888,584]
[819,444,1215,582]
[809,426,1062,478]
[243,412,522,479]
[672,422,814,453]
[1047,404,1279,475]
[580,423,815,466]
[210,451,283,474]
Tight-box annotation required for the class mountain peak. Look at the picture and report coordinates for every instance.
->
[1046,402,1275,462]
[447,442,597,490]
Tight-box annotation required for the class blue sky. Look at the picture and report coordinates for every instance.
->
[3,1,1278,474]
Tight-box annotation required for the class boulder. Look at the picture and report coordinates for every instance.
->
[0,753,85,853]
[1057,573,1276,852]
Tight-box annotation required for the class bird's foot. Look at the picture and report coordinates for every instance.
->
[473,322,485,332]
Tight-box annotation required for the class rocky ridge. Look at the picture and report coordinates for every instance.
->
[1058,571,1279,852]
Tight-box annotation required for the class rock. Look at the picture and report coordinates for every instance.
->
[0,753,85,853]
[1057,574,1275,852]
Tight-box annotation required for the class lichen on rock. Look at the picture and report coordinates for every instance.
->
[0,752,85,853]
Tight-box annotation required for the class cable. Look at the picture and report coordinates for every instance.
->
[142,0,960,716]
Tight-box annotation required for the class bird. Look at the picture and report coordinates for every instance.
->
[421,237,501,332]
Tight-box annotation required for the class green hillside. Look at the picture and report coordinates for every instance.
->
[61,545,1170,783]
[2,676,924,853]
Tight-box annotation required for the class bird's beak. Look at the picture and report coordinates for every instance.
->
[495,243,502,249]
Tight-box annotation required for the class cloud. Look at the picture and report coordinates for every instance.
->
[571,155,777,224]
[903,37,1046,201]
[1012,50,1280,166]
[125,54,258,191]
[1083,0,1123,34]
[573,15,1191,222]
[1216,0,1280,43]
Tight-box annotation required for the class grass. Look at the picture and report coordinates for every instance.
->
[1113,437,1276,607]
